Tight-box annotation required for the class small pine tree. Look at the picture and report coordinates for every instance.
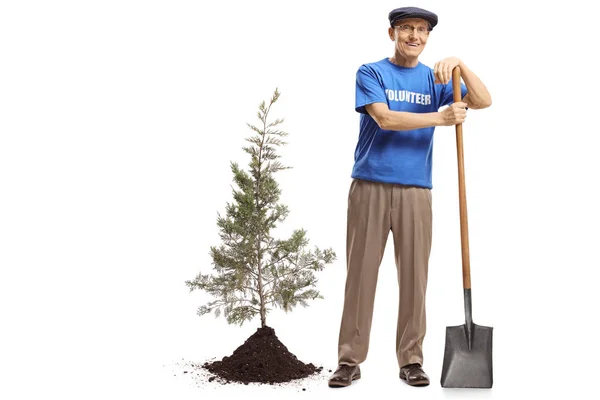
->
[186,88,336,328]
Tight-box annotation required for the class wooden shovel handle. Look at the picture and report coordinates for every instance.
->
[452,66,471,290]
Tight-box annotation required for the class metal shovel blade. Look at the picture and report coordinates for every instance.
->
[440,322,493,388]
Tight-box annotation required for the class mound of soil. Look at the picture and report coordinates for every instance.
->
[202,325,322,385]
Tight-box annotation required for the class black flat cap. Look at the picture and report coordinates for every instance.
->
[388,6,438,30]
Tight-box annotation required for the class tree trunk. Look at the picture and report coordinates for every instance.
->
[255,103,272,329]
[257,260,267,328]
[260,304,266,327]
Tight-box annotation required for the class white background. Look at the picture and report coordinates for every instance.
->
[1,0,599,399]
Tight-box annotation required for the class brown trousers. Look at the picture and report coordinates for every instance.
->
[337,178,433,368]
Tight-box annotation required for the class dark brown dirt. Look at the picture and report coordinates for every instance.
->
[202,326,322,385]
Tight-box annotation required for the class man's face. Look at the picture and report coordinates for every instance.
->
[389,18,430,58]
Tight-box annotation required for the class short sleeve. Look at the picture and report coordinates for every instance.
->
[438,79,468,108]
[355,65,387,114]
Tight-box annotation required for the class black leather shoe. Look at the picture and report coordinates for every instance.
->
[328,364,361,387]
[400,363,430,386]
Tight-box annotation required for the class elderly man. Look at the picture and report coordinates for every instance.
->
[328,6,491,388]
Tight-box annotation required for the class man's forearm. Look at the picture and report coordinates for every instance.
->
[377,110,443,131]
[459,61,492,109]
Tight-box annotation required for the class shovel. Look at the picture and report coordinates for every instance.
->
[440,66,493,389]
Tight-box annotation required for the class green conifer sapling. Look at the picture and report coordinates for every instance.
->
[186,89,336,328]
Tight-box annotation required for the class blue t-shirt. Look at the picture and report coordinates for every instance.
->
[352,58,468,189]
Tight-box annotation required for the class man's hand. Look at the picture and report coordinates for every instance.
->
[440,102,467,126]
[434,57,461,85]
